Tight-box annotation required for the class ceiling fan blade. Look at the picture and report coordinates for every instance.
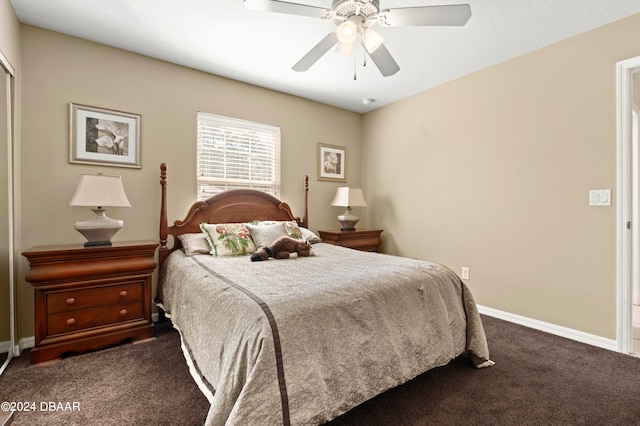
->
[367,43,400,77]
[382,4,471,27]
[292,32,339,72]
[243,0,329,19]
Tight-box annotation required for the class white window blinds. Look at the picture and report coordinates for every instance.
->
[197,112,281,201]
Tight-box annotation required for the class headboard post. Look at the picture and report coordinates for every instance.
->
[302,175,309,229]
[159,163,169,267]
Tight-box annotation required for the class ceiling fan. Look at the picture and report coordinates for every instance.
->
[243,0,471,77]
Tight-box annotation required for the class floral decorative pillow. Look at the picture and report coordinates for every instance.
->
[200,223,257,257]
[177,233,212,256]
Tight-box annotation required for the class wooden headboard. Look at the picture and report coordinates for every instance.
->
[158,163,309,266]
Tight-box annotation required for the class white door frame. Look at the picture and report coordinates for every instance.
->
[634,105,640,307]
[616,56,640,354]
[0,49,15,375]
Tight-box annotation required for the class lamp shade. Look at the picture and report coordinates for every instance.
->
[330,187,367,208]
[69,174,132,208]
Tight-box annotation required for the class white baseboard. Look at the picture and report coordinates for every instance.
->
[0,338,31,357]
[0,337,34,358]
[18,336,34,354]
[478,305,618,352]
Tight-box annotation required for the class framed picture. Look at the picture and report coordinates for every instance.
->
[70,103,141,168]
[318,143,347,182]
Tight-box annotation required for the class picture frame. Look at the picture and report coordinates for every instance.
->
[317,143,347,182]
[70,103,141,168]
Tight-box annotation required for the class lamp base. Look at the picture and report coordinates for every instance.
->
[74,208,123,247]
[83,240,113,247]
[337,207,359,231]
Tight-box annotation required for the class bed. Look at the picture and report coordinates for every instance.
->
[156,163,492,425]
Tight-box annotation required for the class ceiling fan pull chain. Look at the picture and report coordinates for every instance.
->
[353,52,357,80]
[361,29,367,68]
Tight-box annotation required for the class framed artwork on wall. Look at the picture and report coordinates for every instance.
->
[317,143,346,182]
[70,103,141,168]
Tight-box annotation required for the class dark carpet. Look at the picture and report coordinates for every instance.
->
[0,322,209,425]
[1,316,639,425]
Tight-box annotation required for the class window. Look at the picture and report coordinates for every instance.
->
[197,112,280,201]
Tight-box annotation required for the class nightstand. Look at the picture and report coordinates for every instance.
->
[22,240,158,364]
[318,229,383,252]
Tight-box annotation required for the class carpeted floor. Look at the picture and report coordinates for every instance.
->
[1,316,640,425]
[0,322,209,425]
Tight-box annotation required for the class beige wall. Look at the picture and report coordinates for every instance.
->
[16,25,362,339]
[363,13,640,339]
[13,11,640,343]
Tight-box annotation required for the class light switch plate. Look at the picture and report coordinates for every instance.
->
[589,189,611,206]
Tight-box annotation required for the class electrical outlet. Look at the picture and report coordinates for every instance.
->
[461,267,470,280]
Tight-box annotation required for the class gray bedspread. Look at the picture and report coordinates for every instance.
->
[159,243,491,425]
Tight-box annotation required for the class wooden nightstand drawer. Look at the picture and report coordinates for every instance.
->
[47,282,143,314]
[47,302,143,336]
[319,229,383,252]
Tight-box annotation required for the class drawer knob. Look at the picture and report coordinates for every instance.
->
[65,297,76,306]
[119,309,128,317]
[66,318,76,326]
[119,290,128,298]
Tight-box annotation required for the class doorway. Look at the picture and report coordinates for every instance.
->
[617,56,640,355]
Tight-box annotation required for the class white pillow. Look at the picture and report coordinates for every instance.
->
[246,222,289,248]
[177,233,211,256]
[300,227,321,244]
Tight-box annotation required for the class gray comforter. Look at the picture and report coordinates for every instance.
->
[160,243,491,425]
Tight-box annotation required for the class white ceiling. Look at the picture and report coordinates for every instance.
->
[10,0,640,113]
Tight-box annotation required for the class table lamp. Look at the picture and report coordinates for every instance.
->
[330,187,367,231]
[69,173,132,246]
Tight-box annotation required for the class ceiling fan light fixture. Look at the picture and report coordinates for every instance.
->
[336,20,357,44]
[335,41,353,57]
[263,0,471,77]
[363,27,383,53]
